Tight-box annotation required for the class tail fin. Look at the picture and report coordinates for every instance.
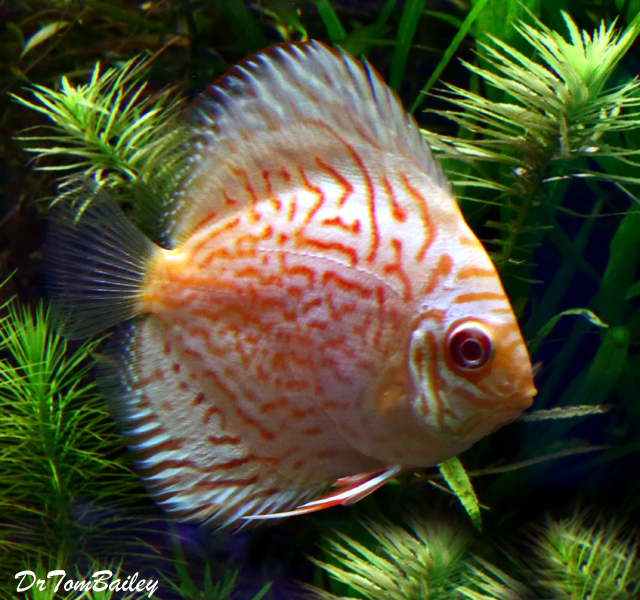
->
[45,187,156,339]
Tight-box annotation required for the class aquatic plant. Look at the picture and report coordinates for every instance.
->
[308,509,640,599]
[12,55,189,244]
[307,516,470,600]
[0,301,145,585]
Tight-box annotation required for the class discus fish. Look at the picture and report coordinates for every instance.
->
[46,40,536,531]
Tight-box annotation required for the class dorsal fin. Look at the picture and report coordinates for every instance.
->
[173,40,446,243]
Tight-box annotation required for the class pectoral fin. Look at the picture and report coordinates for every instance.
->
[243,466,401,521]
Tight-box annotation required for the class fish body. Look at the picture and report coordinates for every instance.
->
[47,41,536,530]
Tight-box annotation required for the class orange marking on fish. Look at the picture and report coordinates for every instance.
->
[202,405,226,427]
[207,434,241,445]
[453,292,506,304]
[381,175,406,222]
[192,392,205,406]
[178,381,189,391]
[400,174,434,261]
[422,254,453,295]
[296,236,358,266]
[231,166,261,222]
[277,232,288,246]
[152,437,185,452]
[326,292,356,321]
[234,225,274,250]
[287,197,297,222]
[141,459,192,475]
[280,258,316,288]
[262,169,282,212]
[321,215,361,233]
[297,165,325,228]
[307,121,378,262]
[256,364,270,382]
[373,286,385,348]
[203,368,238,403]
[222,188,238,207]
[192,216,241,259]
[131,368,165,390]
[308,319,328,330]
[320,356,351,383]
[287,285,304,298]
[382,239,413,301]
[235,407,275,441]
[280,167,291,182]
[192,210,219,233]
[456,265,496,280]
[321,270,373,298]
[204,454,279,471]
[301,297,322,313]
[423,331,447,429]
[291,407,317,420]
[304,426,321,436]
[458,235,478,247]
[260,397,288,413]
[314,156,353,207]
[271,352,287,371]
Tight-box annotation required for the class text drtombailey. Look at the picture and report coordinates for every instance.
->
[15,569,159,597]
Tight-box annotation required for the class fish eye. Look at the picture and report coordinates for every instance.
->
[447,323,494,371]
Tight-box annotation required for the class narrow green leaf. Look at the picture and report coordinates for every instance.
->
[569,326,630,407]
[411,0,491,113]
[21,21,70,57]
[599,208,640,326]
[528,308,608,355]
[438,457,482,532]
[315,0,346,42]
[520,404,612,422]
[390,0,428,92]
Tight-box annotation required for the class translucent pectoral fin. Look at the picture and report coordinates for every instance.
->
[243,466,401,521]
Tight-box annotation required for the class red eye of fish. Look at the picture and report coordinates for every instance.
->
[447,324,494,371]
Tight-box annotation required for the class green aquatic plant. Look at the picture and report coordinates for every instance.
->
[12,55,189,243]
[309,509,640,600]
[423,10,640,297]
[0,302,144,585]
[307,516,470,600]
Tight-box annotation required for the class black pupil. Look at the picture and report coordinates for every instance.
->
[449,326,492,369]
[460,338,484,363]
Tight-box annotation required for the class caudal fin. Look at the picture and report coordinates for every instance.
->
[45,188,156,339]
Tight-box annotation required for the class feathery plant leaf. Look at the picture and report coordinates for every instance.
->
[307,516,470,600]
[424,12,640,298]
[307,509,640,600]
[0,302,142,582]
[13,55,190,243]
[527,509,640,599]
